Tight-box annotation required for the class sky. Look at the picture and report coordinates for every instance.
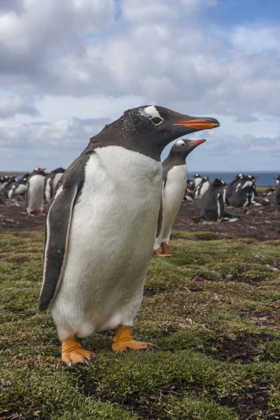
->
[0,0,279,172]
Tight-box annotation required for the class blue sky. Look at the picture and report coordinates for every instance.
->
[0,0,279,173]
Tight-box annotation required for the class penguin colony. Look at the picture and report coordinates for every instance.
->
[0,167,65,214]
[1,105,278,366]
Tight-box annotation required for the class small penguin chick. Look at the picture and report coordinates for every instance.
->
[154,139,206,257]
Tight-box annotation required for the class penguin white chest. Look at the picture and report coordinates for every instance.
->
[51,146,162,340]
[27,175,45,212]
[160,164,187,242]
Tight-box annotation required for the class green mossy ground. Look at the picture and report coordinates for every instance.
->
[0,231,280,419]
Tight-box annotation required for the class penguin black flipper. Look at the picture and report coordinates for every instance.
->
[162,170,168,188]
[39,156,88,311]
[156,196,163,238]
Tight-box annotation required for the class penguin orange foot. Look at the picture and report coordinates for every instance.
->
[61,336,96,367]
[154,243,174,257]
[27,212,35,217]
[112,325,160,352]
[38,211,46,216]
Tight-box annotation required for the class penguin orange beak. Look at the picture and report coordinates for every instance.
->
[173,118,219,130]
[190,139,206,146]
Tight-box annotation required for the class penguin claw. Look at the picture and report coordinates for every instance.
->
[67,361,72,368]
[126,346,132,352]
[83,357,91,367]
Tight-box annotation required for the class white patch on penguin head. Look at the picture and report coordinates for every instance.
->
[141,106,164,126]
[242,181,253,188]
[176,140,185,146]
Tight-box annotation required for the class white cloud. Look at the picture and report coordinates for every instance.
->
[231,26,280,54]
[0,95,39,119]
[0,0,279,171]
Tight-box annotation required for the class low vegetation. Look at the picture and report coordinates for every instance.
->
[1,230,280,419]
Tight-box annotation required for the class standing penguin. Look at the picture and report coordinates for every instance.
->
[275,175,280,210]
[184,179,195,202]
[45,168,65,204]
[200,179,240,222]
[26,168,47,216]
[39,105,219,366]
[154,139,206,257]
[192,174,203,188]
[195,176,210,200]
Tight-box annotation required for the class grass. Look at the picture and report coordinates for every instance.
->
[0,230,280,419]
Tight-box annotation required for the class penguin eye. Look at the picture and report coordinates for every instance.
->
[151,117,163,126]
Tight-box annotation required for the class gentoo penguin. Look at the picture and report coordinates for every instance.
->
[192,174,203,188]
[275,175,280,209]
[45,168,65,204]
[184,179,195,202]
[262,188,275,197]
[39,105,219,366]
[195,176,210,200]
[154,139,206,257]
[0,176,5,192]
[200,179,240,222]
[1,176,17,199]
[226,174,258,205]
[26,168,47,216]
[9,177,28,200]
[228,184,255,208]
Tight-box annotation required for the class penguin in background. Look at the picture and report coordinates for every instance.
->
[192,173,203,188]
[9,177,28,200]
[45,168,65,204]
[39,105,219,366]
[0,176,6,192]
[1,175,17,199]
[0,176,9,192]
[26,168,47,216]
[225,174,244,205]
[275,175,280,210]
[226,174,258,205]
[200,179,240,222]
[154,138,206,257]
[228,184,255,208]
[184,179,195,202]
[195,176,210,200]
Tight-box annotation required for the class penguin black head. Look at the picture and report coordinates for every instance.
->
[93,105,219,161]
[33,168,47,176]
[192,173,202,179]
[213,178,226,188]
[169,139,206,159]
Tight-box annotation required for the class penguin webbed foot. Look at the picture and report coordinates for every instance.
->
[154,243,174,258]
[61,336,96,367]
[112,325,160,352]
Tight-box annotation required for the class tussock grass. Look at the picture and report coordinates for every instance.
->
[0,231,280,419]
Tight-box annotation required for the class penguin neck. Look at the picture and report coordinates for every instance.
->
[163,152,187,169]
[85,123,164,161]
